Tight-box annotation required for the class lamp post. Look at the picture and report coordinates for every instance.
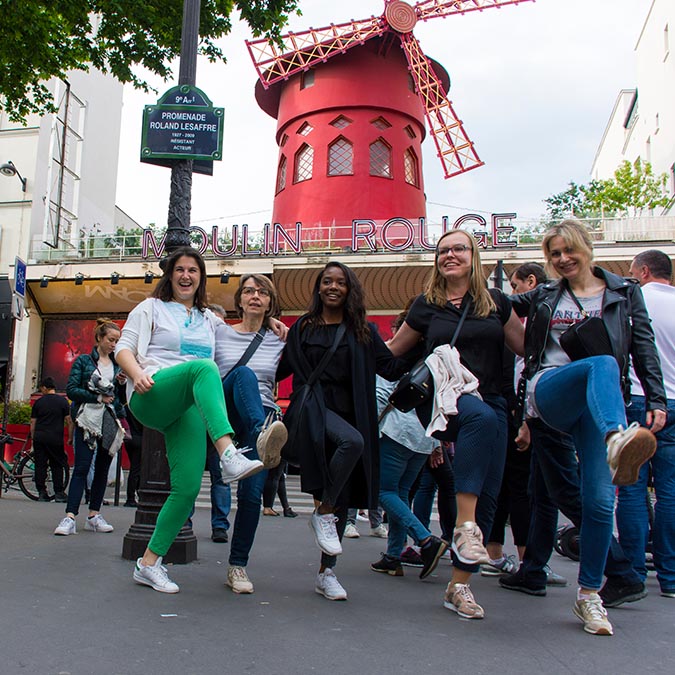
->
[122,0,202,564]
[0,161,27,192]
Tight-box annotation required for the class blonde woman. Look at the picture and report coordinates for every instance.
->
[388,229,524,620]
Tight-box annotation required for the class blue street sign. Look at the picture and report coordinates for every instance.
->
[14,257,26,298]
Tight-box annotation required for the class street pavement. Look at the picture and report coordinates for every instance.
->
[1,489,674,675]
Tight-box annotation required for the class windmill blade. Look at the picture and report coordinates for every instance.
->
[415,0,535,23]
[246,17,386,89]
[400,33,483,178]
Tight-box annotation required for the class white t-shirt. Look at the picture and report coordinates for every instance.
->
[629,282,675,400]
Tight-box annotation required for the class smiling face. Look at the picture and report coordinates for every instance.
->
[96,327,120,356]
[319,265,348,311]
[170,255,201,306]
[239,279,271,320]
[436,231,473,284]
[546,235,591,282]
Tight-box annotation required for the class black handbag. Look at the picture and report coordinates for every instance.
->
[559,284,613,362]
[388,302,470,413]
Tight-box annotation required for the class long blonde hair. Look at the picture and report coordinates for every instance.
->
[424,230,495,318]
[541,219,594,278]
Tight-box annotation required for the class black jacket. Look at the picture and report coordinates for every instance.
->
[511,266,667,412]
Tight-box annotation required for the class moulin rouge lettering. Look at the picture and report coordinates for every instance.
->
[141,213,517,258]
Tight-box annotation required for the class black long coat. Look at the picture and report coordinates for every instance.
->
[281,318,403,509]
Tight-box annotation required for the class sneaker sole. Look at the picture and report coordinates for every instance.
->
[221,461,265,485]
[572,605,613,635]
[601,588,648,608]
[400,561,423,568]
[480,566,503,577]
[257,421,288,470]
[226,582,254,594]
[451,540,490,566]
[308,519,342,557]
[420,540,448,580]
[443,600,484,620]
[84,526,114,533]
[133,571,179,594]
[314,587,347,601]
[54,530,76,536]
[370,565,404,576]
[499,580,546,596]
[610,428,657,486]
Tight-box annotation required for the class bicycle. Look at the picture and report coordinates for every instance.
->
[0,433,70,501]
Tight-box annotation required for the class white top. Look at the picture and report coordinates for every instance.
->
[213,323,285,409]
[116,298,220,401]
[629,281,675,400]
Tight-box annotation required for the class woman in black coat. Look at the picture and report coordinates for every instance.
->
[281,262,402,600]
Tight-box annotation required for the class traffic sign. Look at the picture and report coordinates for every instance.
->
[14,257,26,298]
[11,293,24,321]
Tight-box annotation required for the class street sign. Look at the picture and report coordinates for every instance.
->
[11,293,23,321]
[141,85,224,162]
[14,256,26,298]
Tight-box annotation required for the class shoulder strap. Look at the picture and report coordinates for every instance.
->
[449,301,471,348]
[562,280,589,318]
[223,326,267,378]
[307,323,347,387]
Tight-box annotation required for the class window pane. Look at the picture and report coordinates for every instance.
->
[370,140,392,178]
[294,144,313,182]
[328,138,353,175]
[404,148,418,187]
[276,155,287,192]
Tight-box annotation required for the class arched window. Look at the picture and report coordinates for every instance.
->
[276,155,287,193]
[404,148,419,187]
[294,143,313,183]
[327,137,353,176]
[369,139,392,178]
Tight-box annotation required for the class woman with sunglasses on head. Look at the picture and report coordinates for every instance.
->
[213,274,288,595]
[280,261,407,601]
[115,247,265,594]
[387,229,525,620]
[510,219,665,636]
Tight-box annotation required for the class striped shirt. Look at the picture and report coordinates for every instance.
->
[214,323,285,408]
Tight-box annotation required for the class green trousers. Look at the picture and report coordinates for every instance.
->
[129,359,234,556]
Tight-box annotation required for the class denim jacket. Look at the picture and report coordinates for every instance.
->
[511,266,667,413]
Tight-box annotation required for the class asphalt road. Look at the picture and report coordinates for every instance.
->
[1,491,673,675]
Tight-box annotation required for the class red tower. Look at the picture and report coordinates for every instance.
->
[247,0,533,249]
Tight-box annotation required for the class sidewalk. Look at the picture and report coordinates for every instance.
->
[1,491,673,675]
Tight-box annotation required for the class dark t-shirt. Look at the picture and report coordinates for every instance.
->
[406,288,511,396]
[31,394,70,444]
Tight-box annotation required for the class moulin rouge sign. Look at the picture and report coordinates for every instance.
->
[141,213,517,258]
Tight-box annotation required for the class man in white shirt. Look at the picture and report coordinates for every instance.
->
[616,250,675,598]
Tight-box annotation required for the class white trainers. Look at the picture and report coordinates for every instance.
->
[452,521,490,565]
[54,516,77,536]
[309,510,342,556]
[133,557,179,593]
[84,514,114,533]
[315,568,347,601]
[220,445,264,484]
[226,566,254,594]
[606,422,657,486]
[573,593,613,635]
[444,582,485,619]
[344,523,360,539]
[370,524,388,538]
[256,415,288,469]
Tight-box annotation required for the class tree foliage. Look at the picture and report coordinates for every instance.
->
[0,0,300,122]
[544,159,671,221]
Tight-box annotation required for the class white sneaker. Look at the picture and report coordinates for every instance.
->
[226,566,254,594]
[256,415,287,469]
[309,510,342,556]
[54,516,76,536]
[84,514,114,533]
[220,445,264,484]
[344,523,360,539]
[370,524,388,538]
[315,568,347,600]
[573,593,613,635]
[133,557,179,594]
[606,422,657,486]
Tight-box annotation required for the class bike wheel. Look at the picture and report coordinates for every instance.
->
[16,452,70,501]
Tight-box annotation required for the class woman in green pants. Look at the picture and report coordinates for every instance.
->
[115,247,265,593]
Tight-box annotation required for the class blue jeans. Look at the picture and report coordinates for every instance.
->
[221,366,269,568]
[66,427,112,516]
[534,356,627,590]
[206,445,231,531]
[521,418,640,587]
[378,435,431,558]
[617,396,675,591]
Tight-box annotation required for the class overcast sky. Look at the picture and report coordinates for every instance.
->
[114,0,651,232]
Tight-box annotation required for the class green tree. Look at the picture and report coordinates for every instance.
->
[0,1,300,122]
[543,180,605,222]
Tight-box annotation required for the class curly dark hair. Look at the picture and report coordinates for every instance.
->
[304,262,370,343]
[152,247,208,311]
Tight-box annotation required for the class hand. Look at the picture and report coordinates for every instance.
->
[132,372,155,395]
[270,318,288,342]
[116,372,128,385]
[646,409,667,434]
[429,447,444,468]
[67,437,73,446]
[515,422,531,451]
[101,395,114,404]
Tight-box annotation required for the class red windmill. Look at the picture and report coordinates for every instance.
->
[247,0,534,249]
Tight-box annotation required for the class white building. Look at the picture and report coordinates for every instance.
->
[0,68,123,398]
[591,0,675,216]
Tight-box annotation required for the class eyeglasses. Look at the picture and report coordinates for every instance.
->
[241,287,270,297]
[437,244,470,257]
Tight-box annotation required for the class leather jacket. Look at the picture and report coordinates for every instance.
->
[511,266,667,413]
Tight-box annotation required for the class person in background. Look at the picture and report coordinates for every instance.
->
[262,461,296,518]
[116,247,265,593]
[55,319,125,535]
[617,250,675,598]
[30,376,72,503]
[344,507,387,539]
